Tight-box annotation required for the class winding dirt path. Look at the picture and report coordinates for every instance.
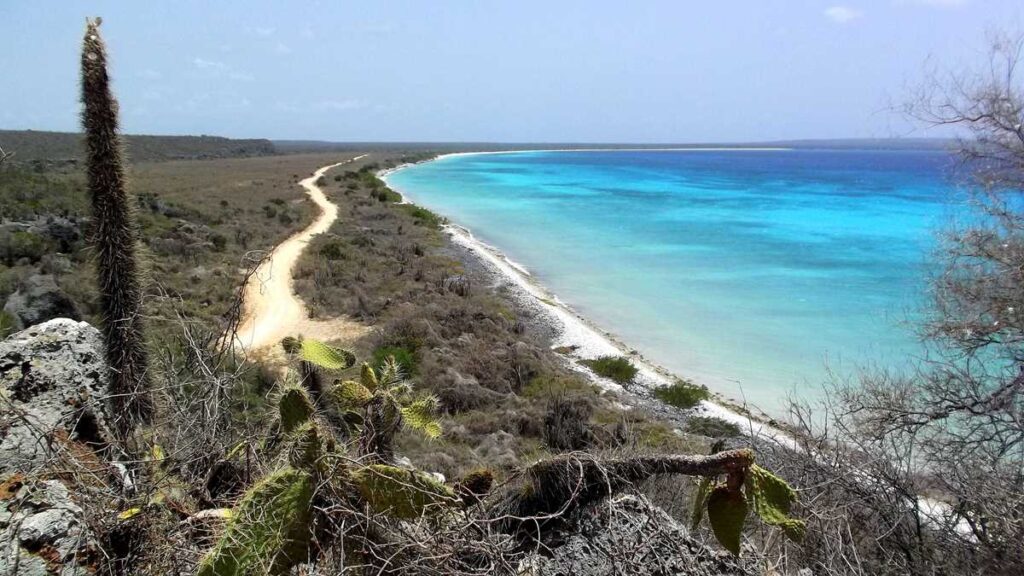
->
[234,156,370,353]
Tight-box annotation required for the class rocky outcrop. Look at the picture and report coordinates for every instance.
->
[0,476,98,576]
[0,318,114,476]
[2,276,81,332]
[528,495,749,576]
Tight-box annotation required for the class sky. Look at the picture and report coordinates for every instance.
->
[2,1,1023,143]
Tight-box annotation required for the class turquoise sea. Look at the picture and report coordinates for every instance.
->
[385,149,961,411]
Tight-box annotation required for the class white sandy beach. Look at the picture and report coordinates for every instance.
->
[380,152,800,450]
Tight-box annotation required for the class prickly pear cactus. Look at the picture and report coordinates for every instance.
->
[352,464,458,519]
[299,339,355,370]
[197,467,315,576]
[278,386,315,435]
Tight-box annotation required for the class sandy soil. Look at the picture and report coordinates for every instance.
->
[234,156,370,356]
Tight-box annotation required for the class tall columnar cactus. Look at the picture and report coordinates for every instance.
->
[81,18,152,428]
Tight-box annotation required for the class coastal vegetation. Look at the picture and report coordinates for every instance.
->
[3,13,1023,576]
[654,379,711,409]
[580,355,638,384]
[0,20,806,575]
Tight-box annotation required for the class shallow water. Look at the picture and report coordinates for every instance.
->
[386,149,962,411]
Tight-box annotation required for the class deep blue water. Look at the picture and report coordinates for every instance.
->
[386,149,961,410]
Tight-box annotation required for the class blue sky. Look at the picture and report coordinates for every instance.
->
[2,1,1022,143]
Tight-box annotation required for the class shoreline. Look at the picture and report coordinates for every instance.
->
[379,152,798,449]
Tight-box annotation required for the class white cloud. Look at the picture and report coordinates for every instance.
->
[275,42,292,54]
[824,6,863,23]
[193,57,226,70]
[229,71,255,82]
[252,26,276,37]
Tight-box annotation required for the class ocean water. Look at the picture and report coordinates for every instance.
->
[386,149,961,411]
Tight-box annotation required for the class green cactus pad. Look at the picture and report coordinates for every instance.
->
[197,467,315,576]
[299,339,356,370]
[287,422,324,470]
[280,336,301,355]
[360,362,379,390]
[707,485,748,556]
[400,395,442,439]
[331,379,373,410]
[745,464,805,543]
[352,464,457,519]
[279,386,315,435]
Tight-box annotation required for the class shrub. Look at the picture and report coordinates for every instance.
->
[400,204,444,229]
[685,415,742,438]
[653,380,709,410]
[318,239,348,260]
[210,233,227,252]
[0,310,17,338]
[521,374,594,400]
[580,356,637,385]
[372,187,402,203]
[372,345,416,376]
[544,395,593,450]
[0,230,51,265]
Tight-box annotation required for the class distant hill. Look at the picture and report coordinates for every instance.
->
[765,137,958,151]
[273,137,959,154]
[0,129,277,165]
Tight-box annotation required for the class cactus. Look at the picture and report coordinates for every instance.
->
[199,395,330,576]
[196,467,315,576]
[81,17,152,429]
[297,338,356,370]
[328,358,441,464]
[278,385,315,435]
[280,336,301,356]
[351,464,458,519]
[455,468,494,505]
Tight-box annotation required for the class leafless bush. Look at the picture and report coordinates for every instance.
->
[778,31,1024,576]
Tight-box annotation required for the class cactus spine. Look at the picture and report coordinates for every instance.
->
[81,18,153,429]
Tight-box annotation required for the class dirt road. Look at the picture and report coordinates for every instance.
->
[234,156,370,353]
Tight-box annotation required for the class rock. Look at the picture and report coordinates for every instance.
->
[0,318,114,475]
[527,495,749,576]
[0,477,98,576]
[3,275,80,331]
[29,217,83,253]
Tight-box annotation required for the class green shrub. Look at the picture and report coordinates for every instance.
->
[580,356,637,385]
[653,380,710,409]
[372,187,402,203]
[372,345,416,376]
[318,239,348,261]
[210,233,228,252]
[0,230,51,265]
[685,415,742,438]
[521,374,594,400]
[0,310,18,338]
[400,204,444,229]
